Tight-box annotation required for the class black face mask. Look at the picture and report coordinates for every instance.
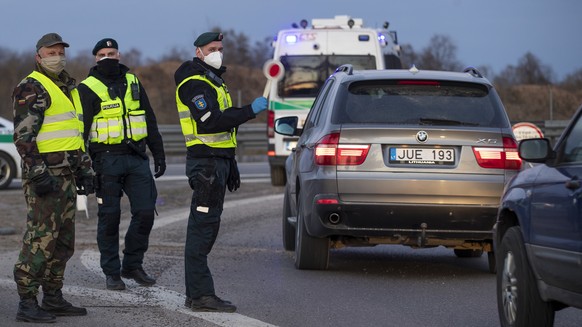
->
[96,58,121,77]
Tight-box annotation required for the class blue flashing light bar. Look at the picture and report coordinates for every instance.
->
[377,33,388,46]
[358,35,370,41]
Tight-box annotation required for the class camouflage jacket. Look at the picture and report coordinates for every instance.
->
[12,64,93,180]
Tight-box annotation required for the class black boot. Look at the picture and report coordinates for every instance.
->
[185,295,231,308]
[106,275,126,290]
[190,295,236,313]
[121,268,156,286]
[16,297,56,323]
[41,290,87,316]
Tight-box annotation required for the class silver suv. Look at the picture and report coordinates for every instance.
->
[275,65,521,271]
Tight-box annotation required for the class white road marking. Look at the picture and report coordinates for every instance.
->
[77,193,284,326]
[0,277,276,327]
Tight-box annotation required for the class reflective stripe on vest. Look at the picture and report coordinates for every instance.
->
[175,74,236,148]
[28,71,84,153]
[81,74,147,144]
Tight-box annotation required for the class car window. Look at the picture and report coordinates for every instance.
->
[277,55,376,98]
[303,79,335,131]
[332,80,505,127]
[558,114,582,163]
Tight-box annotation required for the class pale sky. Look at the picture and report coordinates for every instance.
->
[1,0,580,81]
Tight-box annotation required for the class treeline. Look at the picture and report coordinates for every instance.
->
[1,30,581,125]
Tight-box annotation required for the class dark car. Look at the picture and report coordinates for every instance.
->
[493,104,582,326]
[275,65,521,271]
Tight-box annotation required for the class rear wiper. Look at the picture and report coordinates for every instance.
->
[418,118,479,126]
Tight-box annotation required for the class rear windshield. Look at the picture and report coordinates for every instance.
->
[333,80,507,127]
[277,55,376,98]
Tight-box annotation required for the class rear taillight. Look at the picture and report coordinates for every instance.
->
[267,110,274,138]
[315,132,370,166]
[316,198,339,205]
[472,136,522,170]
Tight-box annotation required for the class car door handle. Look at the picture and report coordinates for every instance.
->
[565,178,581,190]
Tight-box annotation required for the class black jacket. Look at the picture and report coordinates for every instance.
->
[174,58,256,159]
[77,63,165,161]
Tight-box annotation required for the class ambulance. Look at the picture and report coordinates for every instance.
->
[265,15,401,185]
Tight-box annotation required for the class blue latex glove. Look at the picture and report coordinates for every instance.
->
[251,97,268,114]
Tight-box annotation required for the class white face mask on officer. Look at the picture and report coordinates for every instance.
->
[40,55,66,75]
[199,49,223,69]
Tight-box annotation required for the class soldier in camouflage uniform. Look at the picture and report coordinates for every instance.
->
[12,32,95,323]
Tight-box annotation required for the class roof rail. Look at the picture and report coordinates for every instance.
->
[463,66,483,78]
[335,64,353,75]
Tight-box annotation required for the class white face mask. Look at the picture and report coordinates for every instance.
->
[203,51,223,69]
[40,55,66,75]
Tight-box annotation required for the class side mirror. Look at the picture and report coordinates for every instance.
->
[274,116,301,136]
[518,138,553,163]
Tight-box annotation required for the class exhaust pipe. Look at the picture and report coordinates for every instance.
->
[328,213,341,224]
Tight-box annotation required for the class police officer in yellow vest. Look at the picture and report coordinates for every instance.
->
[76,38,166,291]
[174,32,267,313]
[12,32,94,323]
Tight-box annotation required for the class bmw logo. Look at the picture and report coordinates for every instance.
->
[416,131,428,143]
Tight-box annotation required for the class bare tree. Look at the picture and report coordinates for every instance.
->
[0,48,35,120]
[250,37,274,68]
[516,52,554,84]
[418,35,463,71]
[160,47,191,62]
[495,52,553,86]
[67,52,94,80]
[559,67,582,92]
[121,48,144,68]
[399,44,418,69]
[204,27,253,67]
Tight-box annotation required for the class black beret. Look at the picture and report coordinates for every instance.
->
[194,32,223,47]
[92,38,118,55]
[36,33,69,51]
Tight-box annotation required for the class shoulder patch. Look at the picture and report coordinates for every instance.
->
[192,94,207,110]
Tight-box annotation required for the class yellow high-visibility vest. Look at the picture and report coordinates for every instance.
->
[28,71,84,153]
[80,74,147,144]
[176,75,236,148]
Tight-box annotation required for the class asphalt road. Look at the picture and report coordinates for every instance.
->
[0,163,581,326]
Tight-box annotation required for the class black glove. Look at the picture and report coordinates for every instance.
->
[227,158,240,192]
[154,157,166,179]
[31,171,59,197]
[76,175,95,195]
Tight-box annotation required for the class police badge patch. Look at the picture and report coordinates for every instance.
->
[192,94,207,110]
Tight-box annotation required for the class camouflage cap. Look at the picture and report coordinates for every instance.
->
[194,32,223,47]
[36,33,69,51]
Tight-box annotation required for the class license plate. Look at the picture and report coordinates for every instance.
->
[389,147,455,165]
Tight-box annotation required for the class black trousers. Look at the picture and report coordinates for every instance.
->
[95,153,157,276]
[184,157,228,299]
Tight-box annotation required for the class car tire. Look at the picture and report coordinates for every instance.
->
[454,249,483,258]
[270,166,286,186]
[0,151,16,190]
[496,226,555,327]
[282,187,296,251]
[294,195,329,270]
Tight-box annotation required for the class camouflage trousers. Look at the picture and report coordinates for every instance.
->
[14,171,77,299]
